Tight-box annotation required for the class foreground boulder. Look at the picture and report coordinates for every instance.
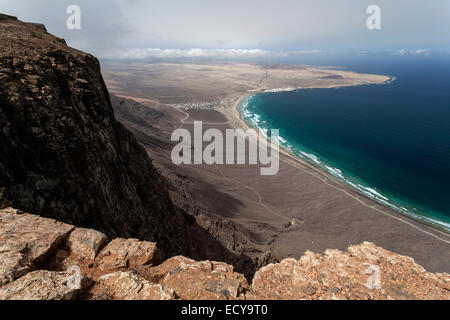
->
[0,270,86,300]
[1,208,449,300]
[141,256,249,300]
[65,228,108,262]
[96,238,162,271]
[0,208,73,285]
[250,242,450,300]
[88,271,175,300]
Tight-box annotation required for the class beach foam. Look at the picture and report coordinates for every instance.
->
[238,93,450,232]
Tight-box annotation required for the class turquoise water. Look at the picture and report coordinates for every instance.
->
[239,56,450,231]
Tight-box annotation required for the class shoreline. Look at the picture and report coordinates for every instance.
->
[223,89,450,238]
[104,61,450,273]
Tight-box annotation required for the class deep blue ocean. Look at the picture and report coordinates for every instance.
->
[239,54,450,231]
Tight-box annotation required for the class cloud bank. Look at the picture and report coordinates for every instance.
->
[103,48,326,60]
[392,49,432,56]
[1,0,449,56]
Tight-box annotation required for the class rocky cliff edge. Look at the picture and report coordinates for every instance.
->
[0,208,448,300]
[0,13,190,258]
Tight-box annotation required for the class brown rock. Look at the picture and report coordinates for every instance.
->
[0,270,85,300]
[143,256,249,300]
[0,251,30,286]
[88,271,175,300]
[0,208,74,285]
[1,208,448,301]
[66,228,108,261]
[97,238,162,271]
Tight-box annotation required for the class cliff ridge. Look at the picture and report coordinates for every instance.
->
[0,208,448,300]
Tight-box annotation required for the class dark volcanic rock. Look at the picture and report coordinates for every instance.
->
[0,15,190,257]
[0,14,17,22]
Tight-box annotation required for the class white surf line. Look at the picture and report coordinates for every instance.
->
[177,103,449,243]
[280,154,450,244]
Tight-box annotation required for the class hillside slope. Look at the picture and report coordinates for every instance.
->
[0,13,190,257]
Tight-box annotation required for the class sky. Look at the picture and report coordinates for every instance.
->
[1,0,449,59]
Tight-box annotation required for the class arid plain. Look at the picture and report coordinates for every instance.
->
[102,62,450,276]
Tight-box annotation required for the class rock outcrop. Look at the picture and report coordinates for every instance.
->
[0,208,448,300]
[0,13,190,257]
[0,207,74,285]
[250,243,449,300]
[0,14,448,301]
[141,256,249,300]
[0,270,86,300]
[90,271,176,300]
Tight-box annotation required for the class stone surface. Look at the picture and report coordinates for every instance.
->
[0,208,73,285]
[88,271,175,300]
[66,228,107,261]
[0,251,30,286]
[142,256,249,300]
[250,242,450,300]
[97,238,162,271]
[0,209,449,300]
[0,270,85,300]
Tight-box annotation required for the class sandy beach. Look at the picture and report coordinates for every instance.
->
[226,90,449,233]
[103,62,450,275]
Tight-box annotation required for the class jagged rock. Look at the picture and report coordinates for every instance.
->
[0,209,448,300]
[0,14,17,21]
[0,13,191,259]
[0,208,73,285]
[44,234,163,288]
[97,238,162,271]
[0,270,86,300]
[142,256,249,300]
[88,271,176,300]
[250,242,450,300]
[26,23,46,32]
[0,251,30,286]
[66,228,107,261]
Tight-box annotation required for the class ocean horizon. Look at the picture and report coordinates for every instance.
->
[239,54,450,232]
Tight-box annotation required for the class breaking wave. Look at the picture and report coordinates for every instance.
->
[238,94,450,232]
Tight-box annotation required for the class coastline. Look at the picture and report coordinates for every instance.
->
[104,61,450,273]
[223,88,450,237]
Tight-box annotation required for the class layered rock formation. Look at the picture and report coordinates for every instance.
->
[0,13,190,257]
[1,208,448,300]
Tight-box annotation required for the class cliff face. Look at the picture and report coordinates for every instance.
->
[0,208,448,300]
[0,14,190,257]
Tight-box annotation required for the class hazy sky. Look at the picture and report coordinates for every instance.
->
[1,0,449,58]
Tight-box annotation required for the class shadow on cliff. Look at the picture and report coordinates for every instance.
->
[185,214,262,281]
